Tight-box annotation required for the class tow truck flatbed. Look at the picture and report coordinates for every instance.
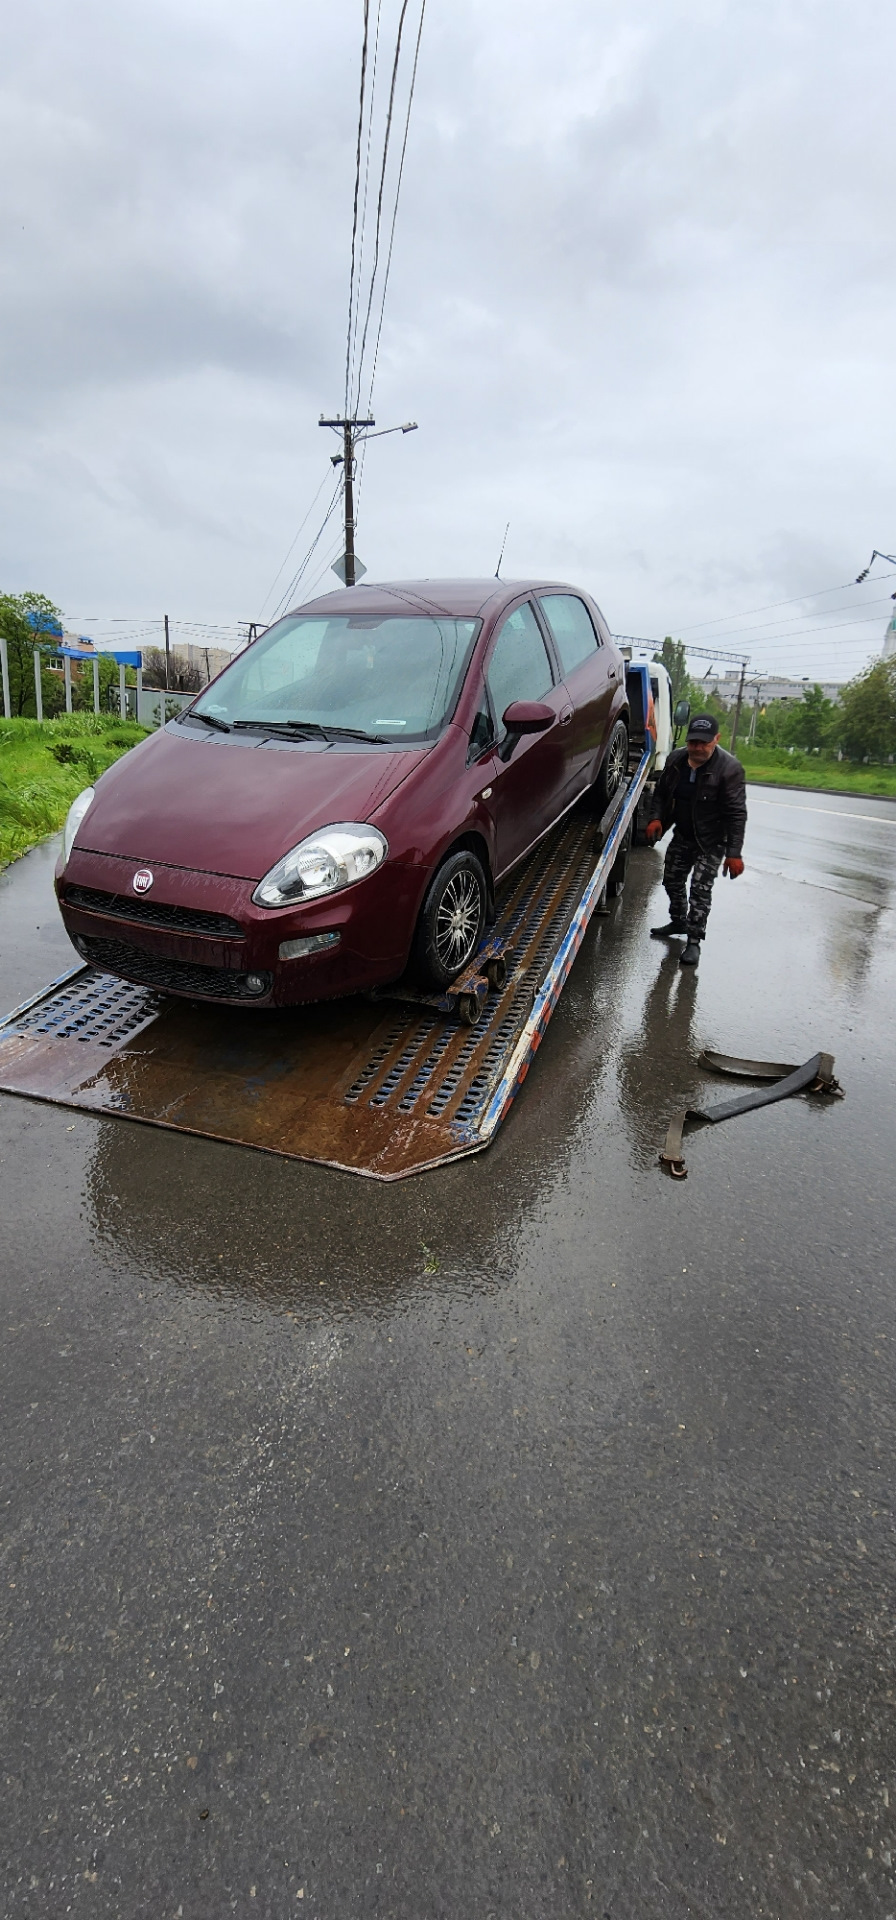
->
[0,746,652,1180]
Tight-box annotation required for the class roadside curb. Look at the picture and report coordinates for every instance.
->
[743,778,896,804]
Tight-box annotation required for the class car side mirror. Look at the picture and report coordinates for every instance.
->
[673,699,691,728]
[499,700,555,761]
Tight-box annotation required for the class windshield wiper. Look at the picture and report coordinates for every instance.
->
[194,711,231,732]
[232,719,389,744]
[324,724,390,744]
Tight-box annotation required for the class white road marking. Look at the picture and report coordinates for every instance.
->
[748,795,896,826]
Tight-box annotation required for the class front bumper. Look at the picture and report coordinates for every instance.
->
[56,848,422,1006]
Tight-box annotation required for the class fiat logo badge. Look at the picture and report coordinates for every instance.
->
[132,869,154,894]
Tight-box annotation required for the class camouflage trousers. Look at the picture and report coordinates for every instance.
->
[663,835,723,939]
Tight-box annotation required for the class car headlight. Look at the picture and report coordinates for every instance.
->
[62,787,96,865]
[252,823,388,907]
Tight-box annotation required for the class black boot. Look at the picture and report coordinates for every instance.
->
[679,939,701,967]
[650,921,687,939]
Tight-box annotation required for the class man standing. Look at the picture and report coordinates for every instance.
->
[646,714,747,966]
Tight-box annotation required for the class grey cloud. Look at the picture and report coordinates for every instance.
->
[1,0,894,671]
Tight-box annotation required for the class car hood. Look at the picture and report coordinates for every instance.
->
[77,727,427,880]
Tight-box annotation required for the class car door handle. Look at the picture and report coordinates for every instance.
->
[608,667,617,680]
[560,707,574,725]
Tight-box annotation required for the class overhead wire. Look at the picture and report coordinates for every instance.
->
[354,0,426,527]
[270,479,344,619]
[676,570,896,636]
[344,0,371,416]
[362,0,426,420]
[689,599,896,646]
[258,469,336,619]
[347,0,384,412]
[352,0,412,416]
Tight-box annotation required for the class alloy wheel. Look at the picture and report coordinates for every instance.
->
[434,870,482,973]
[605,726,627,795]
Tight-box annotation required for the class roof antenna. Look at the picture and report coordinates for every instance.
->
[495,523,510,579]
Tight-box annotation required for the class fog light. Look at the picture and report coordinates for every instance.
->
[278,932,341,961]
[245,973,269,995]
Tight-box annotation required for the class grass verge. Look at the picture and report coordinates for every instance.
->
[0,714,150,871]
[734,746,896,799]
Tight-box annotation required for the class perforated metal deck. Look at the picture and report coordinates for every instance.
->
[0,754,649,1177]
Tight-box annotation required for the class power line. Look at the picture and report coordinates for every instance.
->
[353,0,412,415]
[728,611,891,647]
[353,0,426,528]
[675,592,895,646]
[344,0,371,416]
[675,570,896,637]
[362,0,426,418]
[271,480,344,619]
[348,0,384,410]
[258,468,335,618]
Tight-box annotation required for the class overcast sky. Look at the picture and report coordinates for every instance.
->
[2,0,894,678]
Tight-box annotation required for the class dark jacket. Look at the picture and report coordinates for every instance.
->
[652,745,747,856]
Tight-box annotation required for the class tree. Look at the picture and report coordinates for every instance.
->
[141,647,203,693]
[0,590,65,717]
[787,684,837,752]
[835,659,896,761]
[653,638,692,708]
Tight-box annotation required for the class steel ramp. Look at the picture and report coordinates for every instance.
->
[0,752,649,1178]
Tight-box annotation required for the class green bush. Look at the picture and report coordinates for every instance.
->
[0,715,149,869]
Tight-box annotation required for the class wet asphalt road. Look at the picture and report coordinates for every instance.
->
[1,789,895,1919]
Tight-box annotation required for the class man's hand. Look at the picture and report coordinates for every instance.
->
[646,820,664,846]
[724,856,744,878]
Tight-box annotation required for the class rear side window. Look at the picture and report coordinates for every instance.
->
[486,603,555,731]
[538,595,600,676]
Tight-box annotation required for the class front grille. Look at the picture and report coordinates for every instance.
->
[63,885,245,940]
[79,936,272,1002]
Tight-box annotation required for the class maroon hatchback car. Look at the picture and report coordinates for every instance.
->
[56,579,630,1007]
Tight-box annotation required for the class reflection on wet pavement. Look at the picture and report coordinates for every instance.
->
[1,795,896,1917]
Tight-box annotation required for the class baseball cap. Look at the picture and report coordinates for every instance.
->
[686,713,720,741]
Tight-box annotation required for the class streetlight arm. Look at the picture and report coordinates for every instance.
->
[355,421,418,442]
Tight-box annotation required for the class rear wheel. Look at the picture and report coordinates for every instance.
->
[592,719,629,813]
[411,850,487,990]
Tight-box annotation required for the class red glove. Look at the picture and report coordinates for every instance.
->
[646,820,663,845]
[724,856,744,878]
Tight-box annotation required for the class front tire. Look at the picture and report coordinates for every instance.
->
[411,850,487,990]
[593,719,629,813]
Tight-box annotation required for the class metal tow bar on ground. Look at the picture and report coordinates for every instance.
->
[659,1050,844,1179]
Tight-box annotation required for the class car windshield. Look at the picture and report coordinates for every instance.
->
[187,612,481,742]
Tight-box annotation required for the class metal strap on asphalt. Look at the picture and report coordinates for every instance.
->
[660,1049,842,1179]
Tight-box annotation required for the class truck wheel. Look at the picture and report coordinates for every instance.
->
[607,824,632,897]
[593,720,629,813]
[411,850,487,990]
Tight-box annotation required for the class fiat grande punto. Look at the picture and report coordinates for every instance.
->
[56,578,630,1006]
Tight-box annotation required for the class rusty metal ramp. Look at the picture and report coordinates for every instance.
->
[0,756,648,1178]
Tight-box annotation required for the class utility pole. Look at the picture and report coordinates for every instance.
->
[164,613,171,690]
[729,658,748,753]
[319,414,417,588]
[319,415,374,588]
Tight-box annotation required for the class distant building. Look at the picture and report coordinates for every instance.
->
[698,669,844,706]
[881,610,896,662]
[45,633,97,679]
[180,642,236,684]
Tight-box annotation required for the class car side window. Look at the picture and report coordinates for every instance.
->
[538,595,600,676]
[486,603,554,733]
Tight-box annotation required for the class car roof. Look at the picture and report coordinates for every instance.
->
[288,579,592,621]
